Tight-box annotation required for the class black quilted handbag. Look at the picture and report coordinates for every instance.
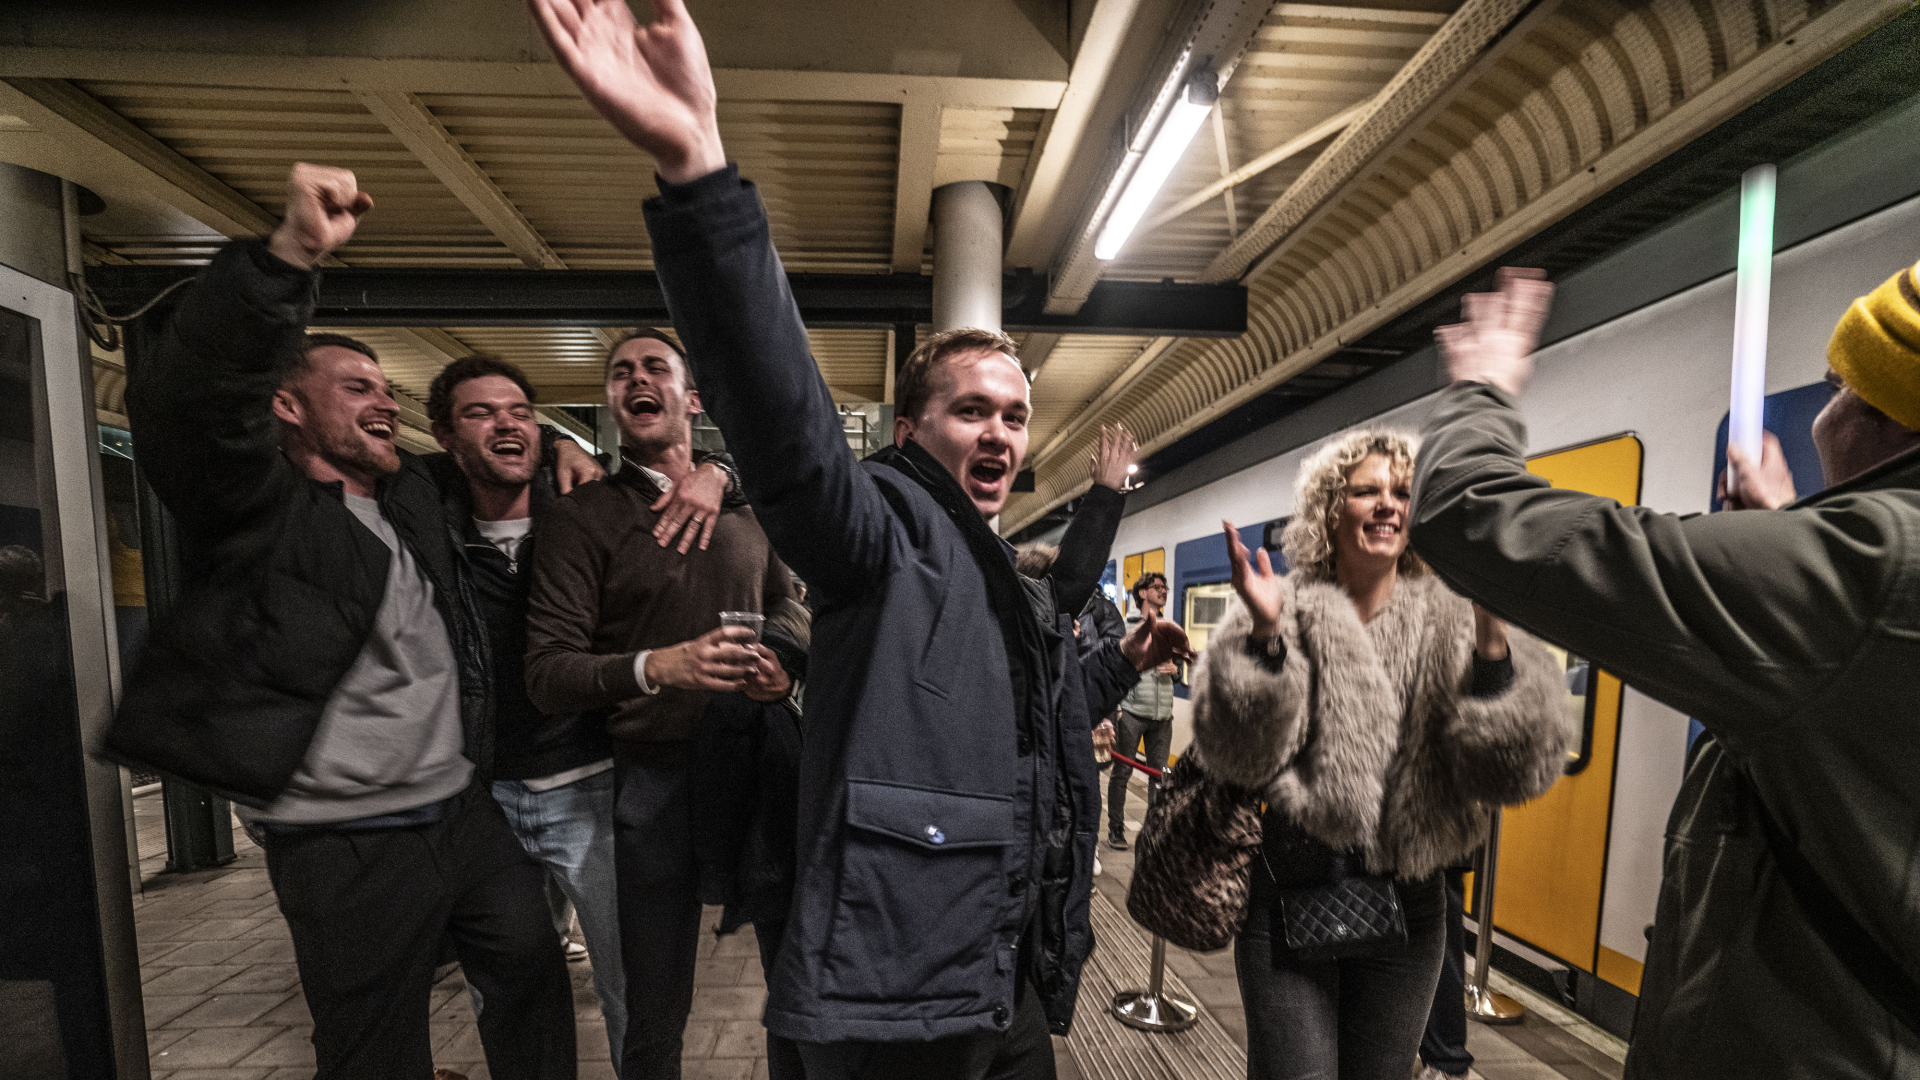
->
[1260,812,1406,961]
[1125,755,1264,952]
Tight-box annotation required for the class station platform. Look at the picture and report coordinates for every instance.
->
[130,773,1625,1079]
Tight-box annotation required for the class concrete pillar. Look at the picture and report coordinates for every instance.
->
[931,181,1003,333]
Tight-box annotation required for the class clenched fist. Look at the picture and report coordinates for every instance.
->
[267,163,373,270]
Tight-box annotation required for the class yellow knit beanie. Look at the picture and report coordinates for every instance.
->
[1828,260,1920,431]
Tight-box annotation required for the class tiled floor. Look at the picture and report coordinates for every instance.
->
[130,775,1624,1079]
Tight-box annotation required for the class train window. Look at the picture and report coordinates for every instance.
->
[1541,642,1599,775]
[1182,581,1235,654]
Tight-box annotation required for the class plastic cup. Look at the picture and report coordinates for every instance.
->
[719,611,764,643]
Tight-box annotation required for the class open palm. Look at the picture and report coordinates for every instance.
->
[528,0,726,183]
[1224,520,1284,635]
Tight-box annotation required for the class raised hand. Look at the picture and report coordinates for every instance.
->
[267,163,372,270]
[1720,430,1797,510]
[1089,423,1138,491]
[527,0,726,184]
[1224,520,1284,638]
[1120,613,1196,673]
[1435,267,1555,396]
[652,460,728,552]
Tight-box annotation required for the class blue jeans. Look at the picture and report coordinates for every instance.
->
[492,770,625,1071]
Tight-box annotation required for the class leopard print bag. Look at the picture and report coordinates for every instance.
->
[1124,754,1265,952]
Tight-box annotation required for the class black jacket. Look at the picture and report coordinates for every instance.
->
[645,166,1140,1042]
[106,240,491,806]
[424,445,610,782]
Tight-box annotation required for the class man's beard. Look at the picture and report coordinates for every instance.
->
[449,439,538,490]
[318,415,399,478]
[618,414,692,462]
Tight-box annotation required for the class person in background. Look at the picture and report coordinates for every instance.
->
[1415,862,1476,1080]
[522,3,1194,1074]
[1190,427,1569,1080]
[1106,571,1174,851]
[424,351,731,1070]
[1411,264,1920,1077]
[523,326,793,1080]
[107,163,577,1080]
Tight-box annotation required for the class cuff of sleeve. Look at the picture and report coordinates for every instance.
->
[1242,631,1287,675]
[1469,653,1516,697]
[651,163,743,209]
[1081,484,1125,510]
[634,651,663,695]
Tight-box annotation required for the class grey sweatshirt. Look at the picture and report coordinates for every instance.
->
[247,494,472,824]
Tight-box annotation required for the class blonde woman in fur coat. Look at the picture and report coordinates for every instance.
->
[1191,428,1571,1080]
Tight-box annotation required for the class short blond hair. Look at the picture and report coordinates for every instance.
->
[1279,428,1428,583]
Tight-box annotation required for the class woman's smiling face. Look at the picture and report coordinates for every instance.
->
[1333,453,1411,572]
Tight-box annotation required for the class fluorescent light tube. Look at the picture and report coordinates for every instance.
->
[1096,89,1216,261]
[1729,163,1776,471]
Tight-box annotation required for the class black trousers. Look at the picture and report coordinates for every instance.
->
[262,788,575,1080]
[614,744,705,1080]
[795,976,1055,1080]
[1234,872,1448,1080]
[1107,709,1171,835]
[1418,869,1474,1075]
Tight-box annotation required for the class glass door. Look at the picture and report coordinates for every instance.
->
[0,265,143,1077]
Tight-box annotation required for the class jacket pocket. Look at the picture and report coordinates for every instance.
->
[825,780,1016,1003]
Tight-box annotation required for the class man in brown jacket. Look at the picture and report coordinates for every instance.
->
[525,327,793,1080]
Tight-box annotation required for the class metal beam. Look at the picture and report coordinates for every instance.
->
[1200,0,1535,282]
[0,49,1065,108]
[352,88,566,270]
[2,77,279,238]
[1139,96,1372,238]
[891,98,944,273]
[90,266,1248,337]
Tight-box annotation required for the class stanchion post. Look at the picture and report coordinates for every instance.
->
[1111,933,1199,1032]
[1466,806,1524,1023]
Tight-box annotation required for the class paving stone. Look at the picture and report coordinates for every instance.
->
[168,992,297,1029]
[144,994,208,1029]
[147,1028,192,1054]
[232,1028,317,1068]
[254,994,312,1026]
[681,1019,722,1058]
[239,919,293,940]
[1475,1061,1571,1080]
[227,938,298,966]
[710,1019,765,1058]
[140,940,190,966]
[190,917,274,941]
[683,1061,754,1080]
[693,957,748,987]
[148,1026,278,1069]
[137,919,203,943]
[429,1021,467,1053]
[434,1022,485,1063]
[689,986,768,1020]
[155,940,257,968]
[1182,974,1245,1010]
[1467,1025,1536,1063]
[189,898,281,921]
[144,966,253,996]
[575,1020,612,1060]
[712,930,760,958]
[210,964,301,995]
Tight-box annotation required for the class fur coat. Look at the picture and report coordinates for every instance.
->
[1191,573,1572,881]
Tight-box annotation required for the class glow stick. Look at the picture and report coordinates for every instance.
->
[1729,164,1776,472]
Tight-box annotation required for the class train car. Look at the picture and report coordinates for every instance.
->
[1084,92,1920,1037]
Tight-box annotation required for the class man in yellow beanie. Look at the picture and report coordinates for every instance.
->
[1411,264,1920,1078]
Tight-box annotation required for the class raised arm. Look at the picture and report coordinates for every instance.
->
[1413,271,1893,740]
[528,0,897,597]
[1051,425,1136,615]
[127,163,369,539]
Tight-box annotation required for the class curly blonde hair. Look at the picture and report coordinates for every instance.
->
[1279,428,1428,583]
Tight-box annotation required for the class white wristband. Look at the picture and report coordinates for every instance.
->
[634,650,662,695]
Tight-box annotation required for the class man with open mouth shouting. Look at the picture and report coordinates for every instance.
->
[523,325,798,1080]
[527,1,1196,1076]
[107,162,577,1080]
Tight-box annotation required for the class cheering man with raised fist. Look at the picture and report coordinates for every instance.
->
[109,163,575,1080]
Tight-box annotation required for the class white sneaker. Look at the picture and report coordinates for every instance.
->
[1093,856,1103,877]
[1413,1067,1474,1080]
[562,939,589,962]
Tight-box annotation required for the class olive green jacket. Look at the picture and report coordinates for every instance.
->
[1412,382,1920,1079]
